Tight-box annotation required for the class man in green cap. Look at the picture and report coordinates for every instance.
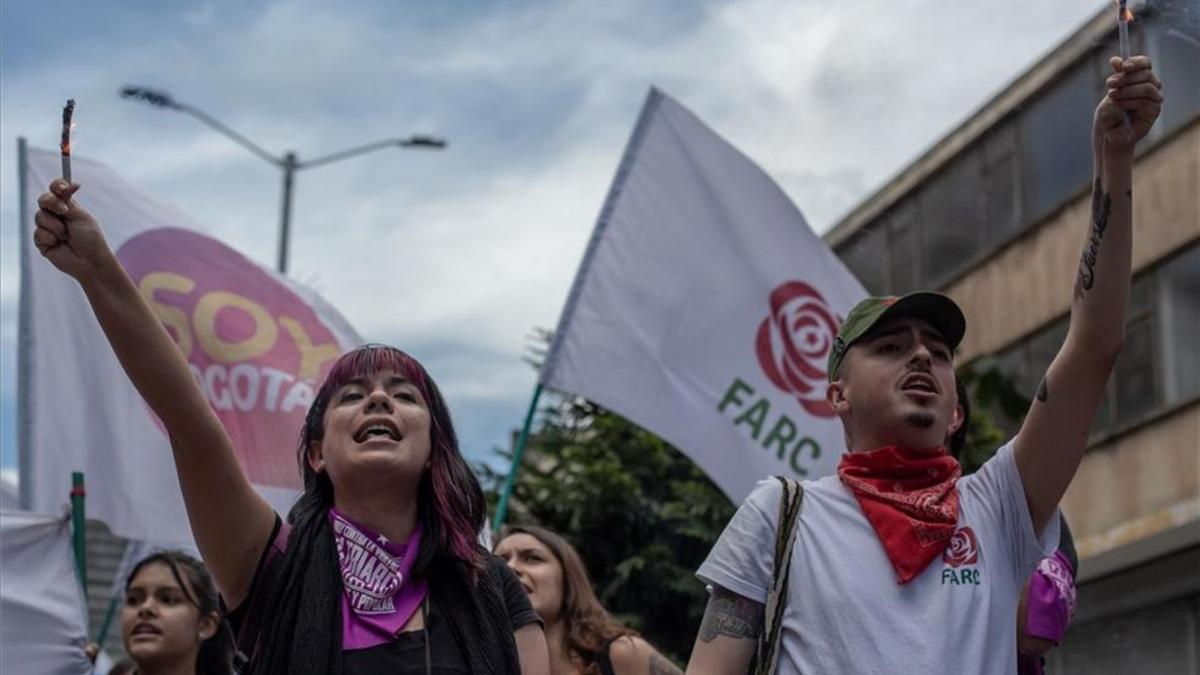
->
[687,56,1162,675]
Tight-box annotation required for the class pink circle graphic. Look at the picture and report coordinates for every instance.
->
[117,228,345,489]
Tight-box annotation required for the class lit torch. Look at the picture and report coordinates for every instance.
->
[1117,0,1133,61]
[1112,1,1136,133]
[61,99,75,183]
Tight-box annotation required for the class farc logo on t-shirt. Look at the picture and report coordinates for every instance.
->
[941,526,982,586]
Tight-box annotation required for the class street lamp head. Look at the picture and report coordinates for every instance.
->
[119,86,181,110]
[399,135,447,149]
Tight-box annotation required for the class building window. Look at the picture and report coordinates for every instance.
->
[975,242,1200,443]
[1157,245,1200,404]
[839,222,890,295]
[1110,277,1157,426]
[921,154,984,288]
[834,10,1198,308]
[1019,61,1100,224]
[887,201,921,295]
[981,121,1022,247]
[1147,12,1200,139]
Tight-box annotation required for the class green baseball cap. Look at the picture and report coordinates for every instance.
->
[826,291,966,381]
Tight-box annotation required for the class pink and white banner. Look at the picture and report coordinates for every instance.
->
[19,149,361,544]
[541,89,867,501]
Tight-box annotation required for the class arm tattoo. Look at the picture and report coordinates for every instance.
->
[649,652,683,675]
[1036,376,1049,403]
[1074,177,1112,300]
[698,586,764,643]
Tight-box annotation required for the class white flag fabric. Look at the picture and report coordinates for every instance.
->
[541,89,867,502]
[19,149,362,544]
[0,510,92,675]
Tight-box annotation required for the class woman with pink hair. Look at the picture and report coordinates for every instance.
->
[34,181,549,675]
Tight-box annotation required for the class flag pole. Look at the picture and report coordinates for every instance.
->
[17,137,33,509]
[70,472,87,591]
[95,592,120,648]
[492,383,544,534]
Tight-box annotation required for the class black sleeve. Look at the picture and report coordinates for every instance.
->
[224,513,284,640]
[1057,514,1078,573]
[490,554,542,630]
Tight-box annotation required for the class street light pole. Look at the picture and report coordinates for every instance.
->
[119,85,446,275]
[279,151,297,274]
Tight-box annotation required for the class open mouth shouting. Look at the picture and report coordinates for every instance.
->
[353,418,402,444]
[900,373,939,400]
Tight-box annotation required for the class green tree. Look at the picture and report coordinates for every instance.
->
[957,358,1031,474]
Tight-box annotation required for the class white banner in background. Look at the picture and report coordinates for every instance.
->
[20,149,362,544]
[0,510,92,675]
[541,89,867,502]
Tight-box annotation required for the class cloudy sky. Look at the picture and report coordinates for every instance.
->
[1,0,1110,478]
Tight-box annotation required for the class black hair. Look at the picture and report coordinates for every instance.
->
[949,378,971,459]
[125,551,234,675]
[246,345,486,675]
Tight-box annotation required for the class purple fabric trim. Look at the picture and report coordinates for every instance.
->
[1024,549,1076,643]
[330,509,428,650]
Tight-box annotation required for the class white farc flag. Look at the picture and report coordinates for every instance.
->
[19,149,362,544]
[541,89,867,502]
[0,511,92,675]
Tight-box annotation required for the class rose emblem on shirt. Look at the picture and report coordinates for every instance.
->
[755,281,840,418]
[943,526,979,568]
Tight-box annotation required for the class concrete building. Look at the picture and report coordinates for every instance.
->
[827,5,1199,672]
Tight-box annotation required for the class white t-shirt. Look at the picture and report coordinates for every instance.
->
[698,442,1059,675]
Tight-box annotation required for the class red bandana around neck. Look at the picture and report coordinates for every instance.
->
[837,445,962,584]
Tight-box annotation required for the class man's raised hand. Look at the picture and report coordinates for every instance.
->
[1096,56,1164,149]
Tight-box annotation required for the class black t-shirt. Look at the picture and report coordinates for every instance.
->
[229,515,540,674]
[342,603,468,673]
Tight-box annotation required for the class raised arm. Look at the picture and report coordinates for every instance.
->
[1013,56,1163,535]
[33,181,275,607]
[685,585,763,675]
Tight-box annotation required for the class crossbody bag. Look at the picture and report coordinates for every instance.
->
[752,476,804,675]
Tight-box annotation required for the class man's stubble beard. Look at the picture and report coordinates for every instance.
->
[904,410,937,429]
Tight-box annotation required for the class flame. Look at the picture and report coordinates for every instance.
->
[61,99,75,155]
[1114,0,1135,23]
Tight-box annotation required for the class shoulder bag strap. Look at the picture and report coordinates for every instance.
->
[754,476,804,675]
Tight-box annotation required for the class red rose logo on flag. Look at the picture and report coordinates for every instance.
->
[943,527,979,568]
[755,281,839,418]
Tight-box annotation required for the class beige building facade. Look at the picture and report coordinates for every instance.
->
[827,6,1199,672]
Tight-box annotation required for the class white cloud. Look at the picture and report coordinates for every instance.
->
[1,0,1110,463]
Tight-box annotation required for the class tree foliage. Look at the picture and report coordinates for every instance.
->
[957,358,1031,474]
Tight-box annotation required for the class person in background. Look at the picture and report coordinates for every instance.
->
[495,526,682,675]
[120,551,234,675]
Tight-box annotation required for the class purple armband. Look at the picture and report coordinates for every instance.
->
[1024,549,1076,643]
